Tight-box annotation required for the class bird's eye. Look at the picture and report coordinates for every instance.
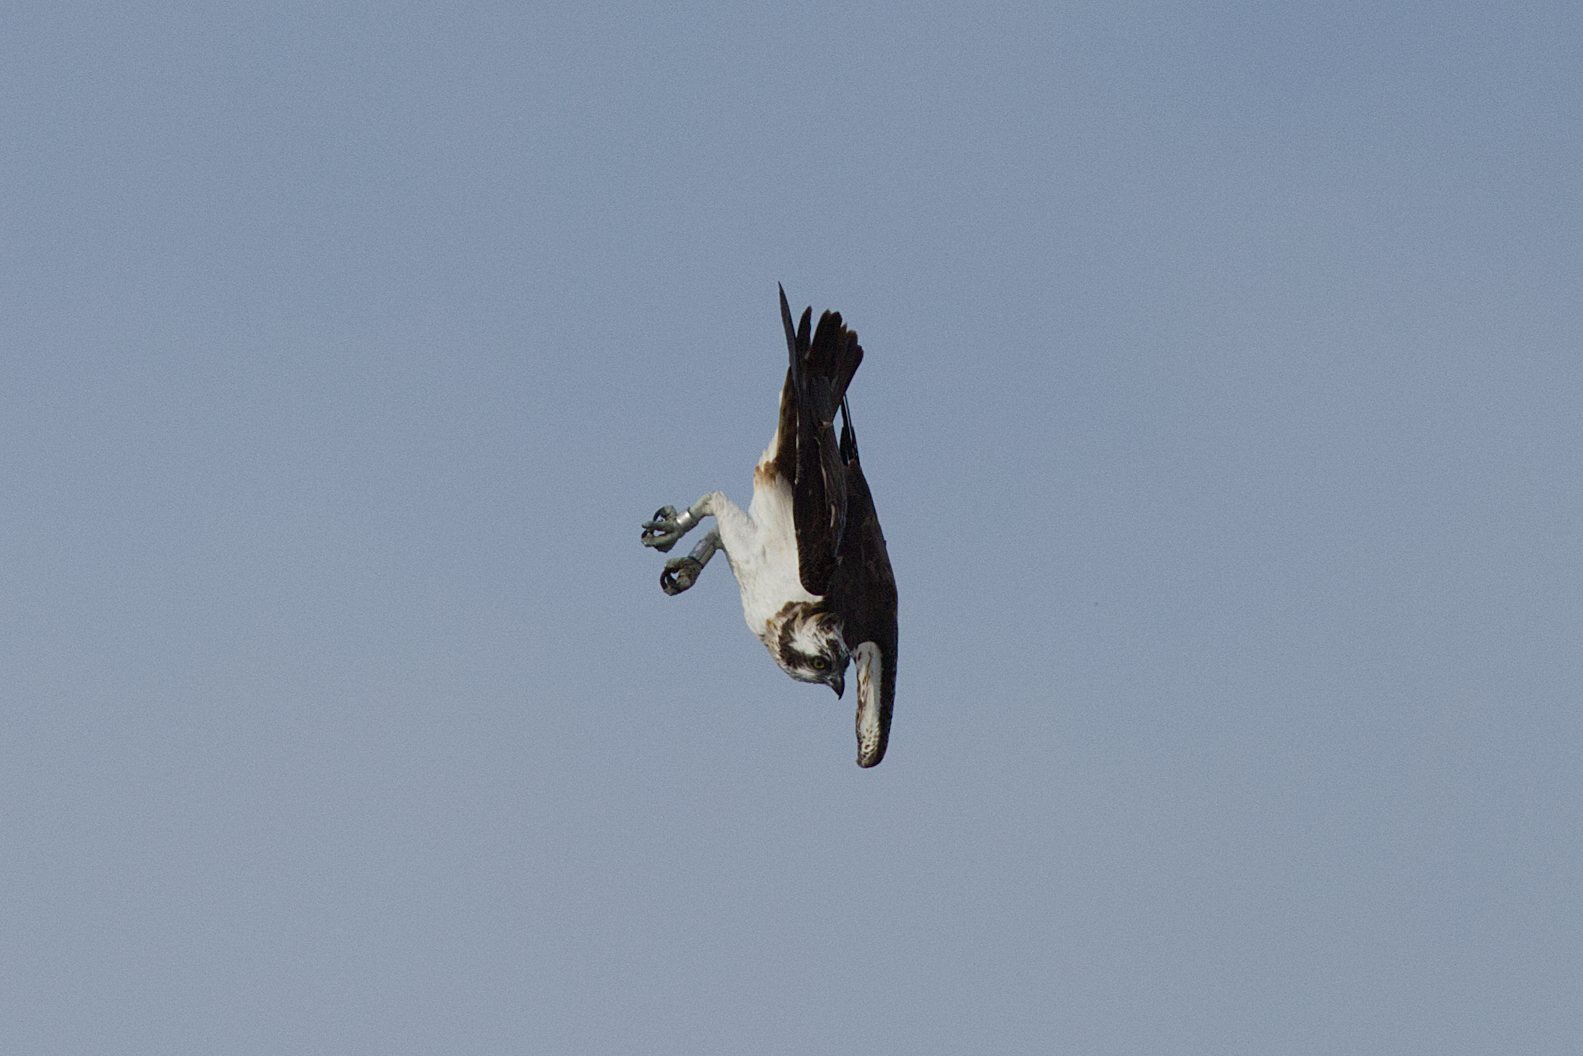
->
[811,657,827,670]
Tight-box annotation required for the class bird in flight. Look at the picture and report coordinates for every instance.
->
[641,287,899,767]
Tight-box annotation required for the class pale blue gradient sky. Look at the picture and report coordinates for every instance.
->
[3,2,1579,1053]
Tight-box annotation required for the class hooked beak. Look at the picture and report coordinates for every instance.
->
[831,673,845,698]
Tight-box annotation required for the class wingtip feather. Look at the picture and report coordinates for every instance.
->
[852,642,890,768]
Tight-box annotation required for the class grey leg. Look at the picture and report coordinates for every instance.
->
[659,527,722,596]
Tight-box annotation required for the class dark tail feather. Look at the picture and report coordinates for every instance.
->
[779,285,866,470]
[780,283,795,356]
[806,311,863,411]
[780,285,858,594]
[778,284,812,380]
[780,285,862,404]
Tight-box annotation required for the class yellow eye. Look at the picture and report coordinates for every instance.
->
[811,657,827,670]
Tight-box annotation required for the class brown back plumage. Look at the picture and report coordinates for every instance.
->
[778,286,865,597]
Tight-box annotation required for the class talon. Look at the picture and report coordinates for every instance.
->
[661,556,703,595]
[641,505,682,552]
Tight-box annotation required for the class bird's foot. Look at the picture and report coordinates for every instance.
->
[660,555,703,595]
[640,506,690,553]
[654,526,722,596]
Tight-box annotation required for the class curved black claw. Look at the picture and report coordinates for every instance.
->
[641,506,682,553]
[660,556,703,595]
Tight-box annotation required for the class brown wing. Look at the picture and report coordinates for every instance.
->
[826,429,898,767]
[778,286,864,597]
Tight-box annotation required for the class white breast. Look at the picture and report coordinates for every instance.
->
[708,471,818,643]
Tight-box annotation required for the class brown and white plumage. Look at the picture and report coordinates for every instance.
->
[641,287,899,767]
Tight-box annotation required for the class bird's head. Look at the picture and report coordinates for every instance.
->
[771,603,851,697]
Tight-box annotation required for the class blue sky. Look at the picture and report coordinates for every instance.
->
[3,2,1579,1053]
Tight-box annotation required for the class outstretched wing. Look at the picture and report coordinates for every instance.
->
[778,285,863,597]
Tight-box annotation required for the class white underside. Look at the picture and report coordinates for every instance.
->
[703,470,819,645]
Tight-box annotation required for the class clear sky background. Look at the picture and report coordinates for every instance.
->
[3,2,1579,1053]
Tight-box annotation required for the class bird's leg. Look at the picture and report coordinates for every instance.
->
[640,496,711,553]
[659,527,722,596]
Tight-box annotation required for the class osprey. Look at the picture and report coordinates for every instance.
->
[641,287,899,767]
